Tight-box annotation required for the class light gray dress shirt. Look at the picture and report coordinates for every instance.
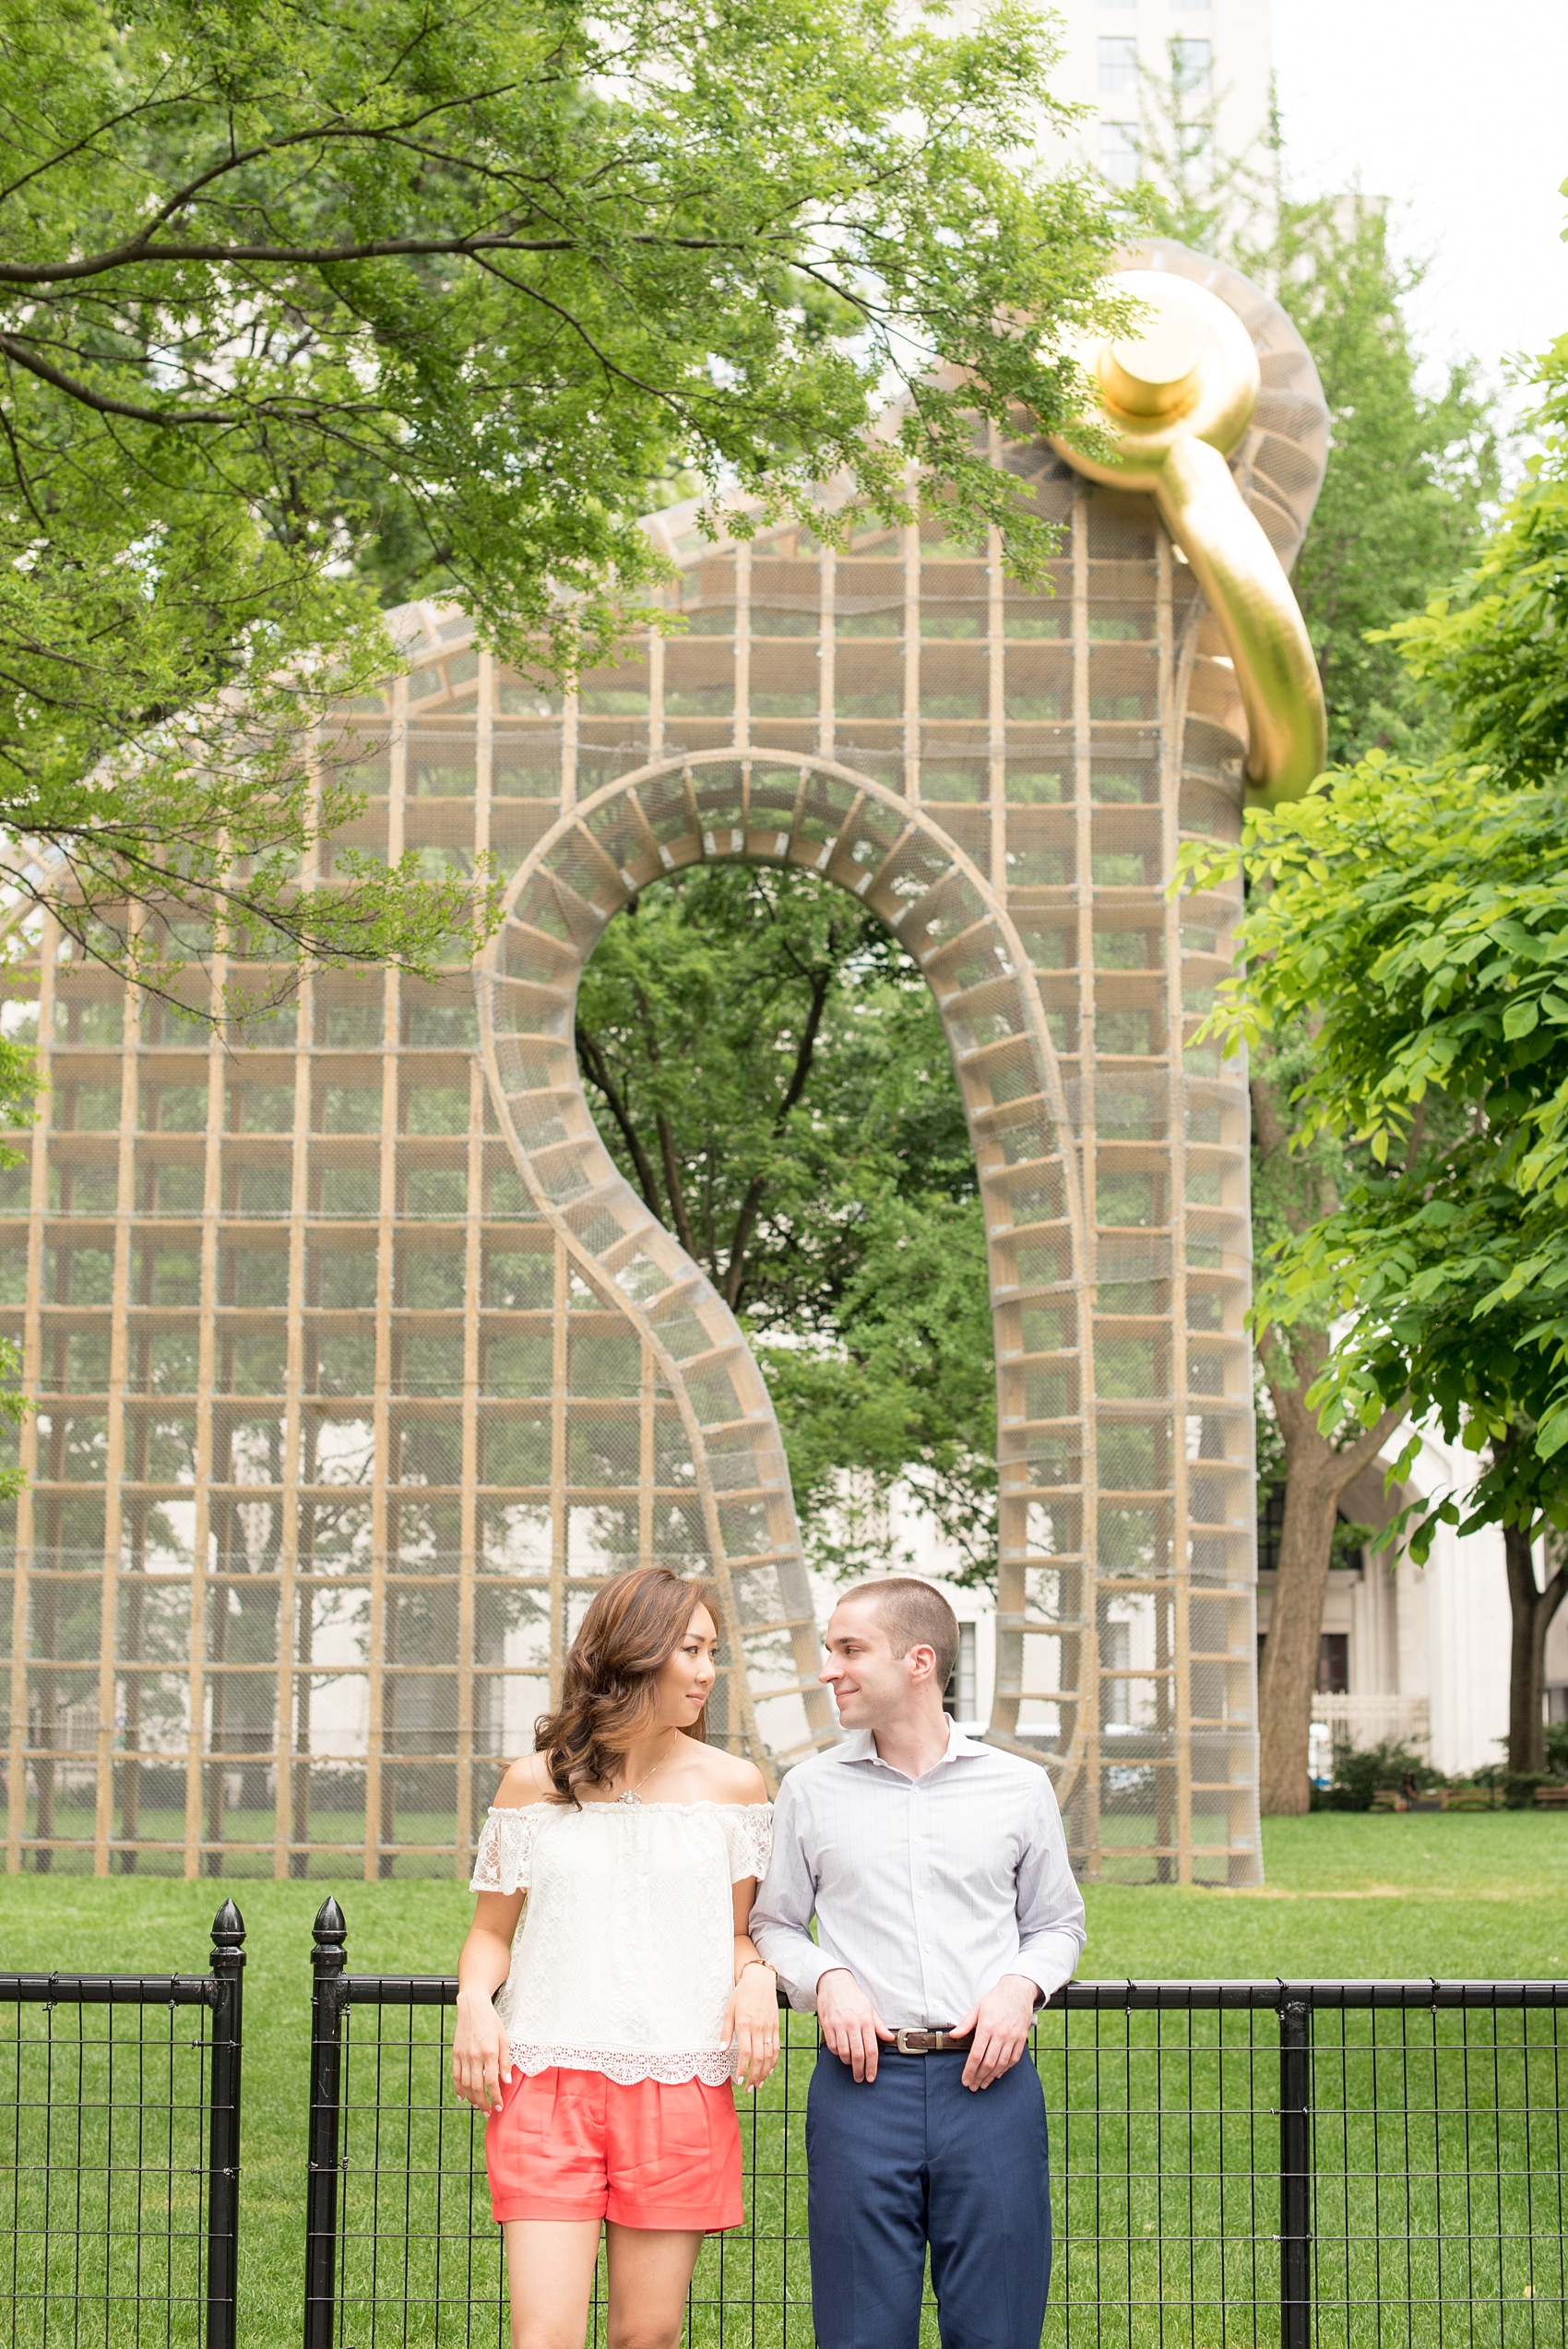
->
[751,1720,1087,2029]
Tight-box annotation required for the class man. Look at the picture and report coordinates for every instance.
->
[751,1577,1085,2349]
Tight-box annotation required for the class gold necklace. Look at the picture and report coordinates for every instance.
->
[614,1733,680,1806]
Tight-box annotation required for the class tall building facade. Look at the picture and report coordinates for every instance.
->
[0,241,1326,1885]
[1039,0,1275,191]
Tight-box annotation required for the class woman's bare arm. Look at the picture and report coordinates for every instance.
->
[453,1755,551,2113]
[725,1876,780,2090]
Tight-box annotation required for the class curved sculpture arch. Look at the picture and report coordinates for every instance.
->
[479,749,1096,1787]
[0,238,1327,1884]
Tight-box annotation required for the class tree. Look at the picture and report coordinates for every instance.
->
[1136,132,1499,777]
[0,0,1121,1058]
[574,864,996,1577]
[1187,742,1568,1774]
[1387,326,1568,785]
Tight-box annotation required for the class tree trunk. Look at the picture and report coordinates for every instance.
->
[1256,1455,1342,1816]
[1503,1522,1567,1774]
[1256,1323,1407,1815]
[1248,1062,1408,1815]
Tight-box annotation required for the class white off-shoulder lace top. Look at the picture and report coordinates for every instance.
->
[469,1799,773,2087]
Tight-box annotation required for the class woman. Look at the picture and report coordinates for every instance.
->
[453,1566,778,2349]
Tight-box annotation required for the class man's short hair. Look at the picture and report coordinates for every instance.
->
[840,1577,960,1690]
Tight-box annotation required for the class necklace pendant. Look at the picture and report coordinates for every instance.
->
[616,1789,640,1806]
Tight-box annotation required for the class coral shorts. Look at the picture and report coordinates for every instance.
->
[485,2064,742,2232]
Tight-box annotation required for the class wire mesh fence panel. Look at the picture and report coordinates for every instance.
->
[0,1904,243,2349]
[1307,1999,1568,2349]
[1038,1997,1279,2347]
[334,1992,506,2349]
[0,1984,211,2349]
[309,1966,1568,2349]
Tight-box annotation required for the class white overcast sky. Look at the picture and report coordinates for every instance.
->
[1271,0,1568,396]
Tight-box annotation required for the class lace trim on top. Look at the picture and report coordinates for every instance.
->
[722,1801,773,1882]
[469,1798,772,1896]
[507,2044,738,2088]
[469,1803,542,1895]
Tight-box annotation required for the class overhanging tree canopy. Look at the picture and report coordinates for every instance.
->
[0,0,1120,1058]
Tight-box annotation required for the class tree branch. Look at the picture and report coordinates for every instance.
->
[722,1173,766,1312]
[576,1018,664,1219]
[660,1109,698,1267]
[0,333,234,424]
[628,980,699,1262]
[720,958,834,1308]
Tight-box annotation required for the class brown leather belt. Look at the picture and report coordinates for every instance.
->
[892,2028,973,2056]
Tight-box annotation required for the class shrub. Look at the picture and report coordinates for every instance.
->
[1324,1738,1435,1812]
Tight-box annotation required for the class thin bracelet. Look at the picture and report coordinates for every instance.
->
[738,1958,777,1982]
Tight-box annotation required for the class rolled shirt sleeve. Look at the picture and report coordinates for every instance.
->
[1009,1771,1087,2000]
[750,1773,837,2011]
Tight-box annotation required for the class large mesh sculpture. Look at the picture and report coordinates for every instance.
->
[0,243,1326,1882]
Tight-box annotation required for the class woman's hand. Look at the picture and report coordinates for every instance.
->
[724,1962,780,2092]
[452,1987,513,2114]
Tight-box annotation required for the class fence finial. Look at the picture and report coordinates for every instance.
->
[312,1896,347,1953]
[210,1899,246,1955]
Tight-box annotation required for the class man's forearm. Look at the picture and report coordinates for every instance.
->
[1012,1926,1084,2002]
[749,1914,835,2010]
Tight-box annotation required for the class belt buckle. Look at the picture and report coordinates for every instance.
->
[895,2028,925,2056]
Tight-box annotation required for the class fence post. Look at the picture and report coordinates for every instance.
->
[304,1897,349,2349]
[1278,1993,1313,2349]
[207,1899,246,2349]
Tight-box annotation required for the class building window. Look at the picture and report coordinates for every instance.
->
[943,1621,979,1722]
[1256,1482,1286,1576]
[1099,36,1139,92]
[1172,37,1212,94]
[1317,1633,1349,1695]
[1099,121,1141,184]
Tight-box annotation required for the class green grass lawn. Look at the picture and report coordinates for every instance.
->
[2,1815,1565,2347]
[1087,1811,1568,1979]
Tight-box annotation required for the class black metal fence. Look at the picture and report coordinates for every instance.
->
[303,1901,1568,2349]
[4,1895,1564,2348]
[0,1900,244,2349]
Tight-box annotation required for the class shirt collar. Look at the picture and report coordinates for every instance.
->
[833,1716,983,1774]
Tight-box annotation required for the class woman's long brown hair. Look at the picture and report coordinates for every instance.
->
[535,1566,718,1805]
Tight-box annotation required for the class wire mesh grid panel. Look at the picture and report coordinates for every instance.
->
[0,236,1328,1880]
[1305,1998,1568,2349]
[312,1979,1568,2349]
[1039,1998,1278,2343]
[0,1986,212,2349]
[331,1994,507,2348]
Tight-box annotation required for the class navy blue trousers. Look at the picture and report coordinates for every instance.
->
[805,2048,1051,2349]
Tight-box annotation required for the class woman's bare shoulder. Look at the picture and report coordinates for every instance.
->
[491,1752,556,1810]
[690,1747,769,1806]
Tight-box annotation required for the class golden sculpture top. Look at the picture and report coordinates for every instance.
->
[1052,267,1328,806]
